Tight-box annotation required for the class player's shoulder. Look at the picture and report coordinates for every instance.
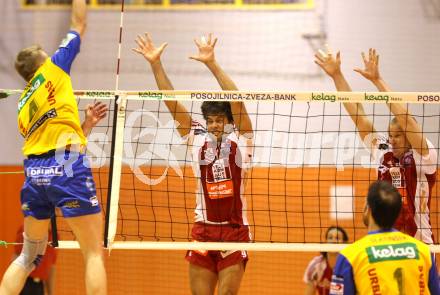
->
[340,238,365,259]
[405,234,431,253]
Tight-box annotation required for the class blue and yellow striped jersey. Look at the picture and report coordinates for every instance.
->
[17,31,86,156]
[330,229,440,295]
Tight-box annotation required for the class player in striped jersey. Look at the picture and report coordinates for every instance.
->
[329,180,440,295]
[315,47,437,244]
[133,33,253,295]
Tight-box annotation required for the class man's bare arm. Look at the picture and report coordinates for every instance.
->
[71,0,87,38]
[190,34,252,137]
[133,33,191,138]
[315,46,375,141]
[354,48,428,155]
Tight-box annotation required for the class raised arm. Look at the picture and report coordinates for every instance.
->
[190,34,253,137]
[71,0,87,38]
[315,46,375,142]
[355,48,428,155]
[132,33,191,138]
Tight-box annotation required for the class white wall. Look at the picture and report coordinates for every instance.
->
[1,0,440,165]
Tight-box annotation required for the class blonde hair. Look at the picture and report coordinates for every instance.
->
[15,45,46,81]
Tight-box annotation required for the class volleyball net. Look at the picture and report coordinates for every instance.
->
[2,89,440,252]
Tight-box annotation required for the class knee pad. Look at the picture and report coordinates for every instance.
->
[13,233,48,273]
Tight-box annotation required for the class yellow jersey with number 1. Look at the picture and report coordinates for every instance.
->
[329,229,440,295]
[17,31,86,156]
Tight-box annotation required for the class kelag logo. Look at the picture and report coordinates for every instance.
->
[364,93,389,102]
[311,93,336,102]
[85,91,112,98]
[138,91,163,100]
[18,73,46,113]
[366,243,419,263]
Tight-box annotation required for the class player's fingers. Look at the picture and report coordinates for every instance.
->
[314,59,324,67]
[325,44,333,55]
[137,34,147,46]
[189,56,200,61]
[212,37,218,47]
[369,48,373,61]
[96,103,108,112]
[353,68,365,75]
[158,42,168,53]
[194,38,201,48]
[316,50,327,60]
[201,35,207,46]
[336,51,341,61]
[314,53,325,63]
[208,33,212,44]
[376,55,380,66]
[145,32,153,44]
[135,38,145,49]
[360,52,367,65]
[132,48,143,55]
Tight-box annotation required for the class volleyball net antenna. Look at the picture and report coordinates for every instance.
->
[3,89,440,252]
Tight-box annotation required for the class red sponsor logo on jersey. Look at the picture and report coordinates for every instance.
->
[206,180,234,199]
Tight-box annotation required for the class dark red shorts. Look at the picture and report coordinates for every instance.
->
[185,223,250,273]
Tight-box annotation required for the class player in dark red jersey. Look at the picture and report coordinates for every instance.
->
[133,33,253,295]
[315,46,437,244]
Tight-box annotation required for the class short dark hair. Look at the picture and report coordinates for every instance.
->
[367,180,402,230]
[15,45,46,81]
[201,102,233,123]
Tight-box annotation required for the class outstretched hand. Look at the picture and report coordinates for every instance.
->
[314,44,342,78]
[354,48,381,82]
[84,102,108,128]
[132,32,168,65]
[189,33,218,64]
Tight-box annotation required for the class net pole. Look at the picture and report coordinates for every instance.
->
[104,0,125,248]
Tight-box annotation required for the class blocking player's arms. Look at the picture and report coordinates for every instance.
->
[315,45,375,142]
[355,48,429,155]
[191,34,253,137]
[132,32,191,138]
[81,102,108,137]
[70,0,87,38]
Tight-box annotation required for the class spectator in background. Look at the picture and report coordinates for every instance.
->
[14,226,56,295]
[303,226,349,295]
